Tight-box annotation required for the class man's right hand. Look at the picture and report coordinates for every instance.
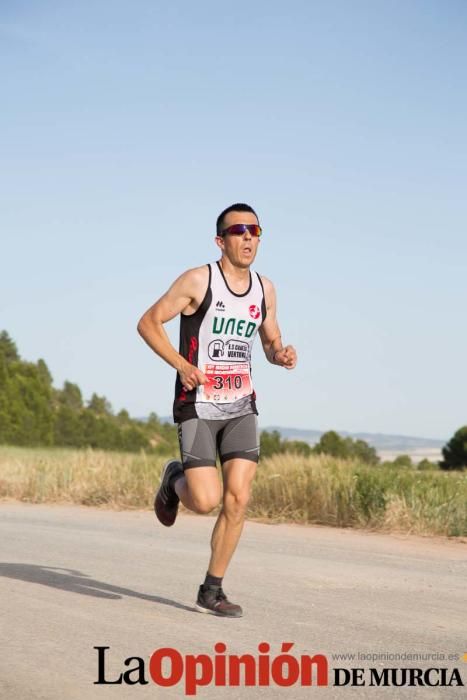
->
[179,363,207,392]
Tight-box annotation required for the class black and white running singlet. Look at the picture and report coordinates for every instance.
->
[173,261,266,423]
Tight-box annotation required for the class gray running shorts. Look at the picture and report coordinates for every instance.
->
[177,413,260,469]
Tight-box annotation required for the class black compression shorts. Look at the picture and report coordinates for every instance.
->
[177,414,260,469]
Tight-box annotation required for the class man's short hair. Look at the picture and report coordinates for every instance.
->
[216,203,259,236]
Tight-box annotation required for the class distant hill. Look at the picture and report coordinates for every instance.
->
[264,426,445,452]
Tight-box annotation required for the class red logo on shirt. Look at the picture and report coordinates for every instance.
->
[249,305,260,319]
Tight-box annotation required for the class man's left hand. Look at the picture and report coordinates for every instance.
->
[274,345,297,369]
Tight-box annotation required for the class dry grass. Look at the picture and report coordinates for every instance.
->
[0,446,156,508]
[252,453,467,536]
[0,446,465,536]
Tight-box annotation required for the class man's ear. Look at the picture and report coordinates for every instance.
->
[215,236,224,251]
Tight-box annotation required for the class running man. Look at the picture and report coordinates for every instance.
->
[137,203,297,617]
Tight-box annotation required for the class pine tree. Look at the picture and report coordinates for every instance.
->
[440,427,467,471]
[0,332,175,453]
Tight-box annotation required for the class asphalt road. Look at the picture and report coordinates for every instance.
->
[0,503,465,699]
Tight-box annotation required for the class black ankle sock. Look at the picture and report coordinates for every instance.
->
[204,572,223,588]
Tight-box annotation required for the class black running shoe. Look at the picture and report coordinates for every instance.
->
[154,460,183,527]
[194,585,243,618]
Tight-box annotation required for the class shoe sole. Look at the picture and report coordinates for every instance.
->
[194,602,243,618]
[154,492,178,527]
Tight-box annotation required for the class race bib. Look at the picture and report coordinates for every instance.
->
[201,362,252,403]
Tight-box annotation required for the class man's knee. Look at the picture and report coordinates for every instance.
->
[223,488,251,518]
[191,492,220,514]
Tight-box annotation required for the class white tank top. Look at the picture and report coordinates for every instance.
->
[173,260,266,422]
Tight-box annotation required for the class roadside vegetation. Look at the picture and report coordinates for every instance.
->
[1,330,466,537]
[0,445,465,537]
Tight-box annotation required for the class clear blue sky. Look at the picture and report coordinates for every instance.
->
[1,1,466,439]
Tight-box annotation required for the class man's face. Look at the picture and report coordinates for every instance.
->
[216,210,261,268]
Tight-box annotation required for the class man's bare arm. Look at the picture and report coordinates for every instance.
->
[258,276,297,370]
[137,267,208,390]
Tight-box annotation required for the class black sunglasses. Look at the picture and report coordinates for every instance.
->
[220,224,262,238]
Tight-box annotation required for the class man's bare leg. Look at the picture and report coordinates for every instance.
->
[173,466,221,514]
[207,458,257,577]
